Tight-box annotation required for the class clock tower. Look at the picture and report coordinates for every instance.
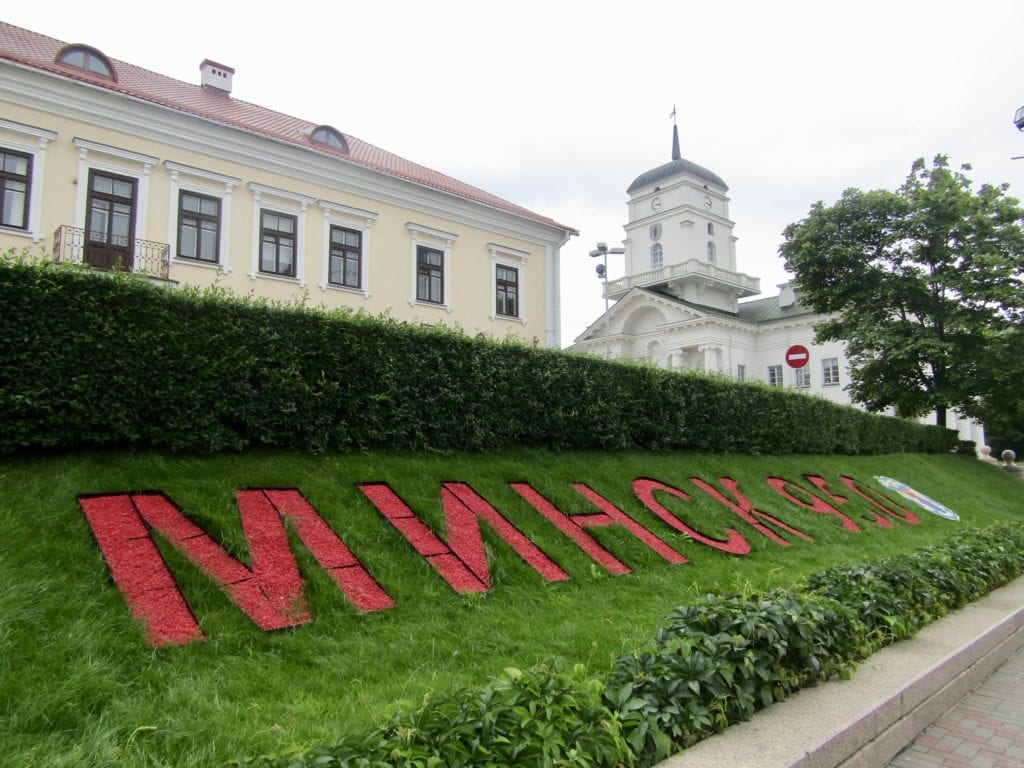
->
[605,122,759,313]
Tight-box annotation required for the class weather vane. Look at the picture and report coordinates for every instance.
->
[670,104,678,125]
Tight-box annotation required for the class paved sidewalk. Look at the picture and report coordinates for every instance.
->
[888,647,1024,768]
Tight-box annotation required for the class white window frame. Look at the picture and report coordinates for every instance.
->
[318,200,377,298]
[0,119,56,242]
[248,182,313,286]
[651,243,663,269]
[767,364,784,387]
[488,243,529,323]
[822,357,840,386]
[736,364,746,382]
[72,138,157,270]
[794,364,811,389]
[165,161,238,272]
[407,222,458,312]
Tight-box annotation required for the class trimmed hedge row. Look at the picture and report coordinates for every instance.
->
[234,522,1024,768]
[0,258,955,456]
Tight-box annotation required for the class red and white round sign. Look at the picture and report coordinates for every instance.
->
[784,344,810,368]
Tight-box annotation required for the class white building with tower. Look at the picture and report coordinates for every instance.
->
[570,124,984,444]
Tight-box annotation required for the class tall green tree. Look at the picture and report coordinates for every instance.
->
[780,155,1024,428]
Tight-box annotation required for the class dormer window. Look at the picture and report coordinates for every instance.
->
[56,45,115,79]
[311,126,348,151]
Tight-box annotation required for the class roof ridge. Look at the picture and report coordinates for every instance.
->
[0,20,576,233]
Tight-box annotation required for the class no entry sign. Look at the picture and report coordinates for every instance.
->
[785,344,810,368]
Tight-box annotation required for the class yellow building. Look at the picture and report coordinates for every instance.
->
[0,21,575,346]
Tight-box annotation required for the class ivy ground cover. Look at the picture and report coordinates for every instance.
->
[1,449,1021,768]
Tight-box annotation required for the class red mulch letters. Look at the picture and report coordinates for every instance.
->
[78,472,930,646]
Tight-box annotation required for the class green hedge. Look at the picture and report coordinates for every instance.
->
[231,522,1024,768]
[0,258,955,456]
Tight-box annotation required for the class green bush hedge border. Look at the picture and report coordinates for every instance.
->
[0,257,955,457]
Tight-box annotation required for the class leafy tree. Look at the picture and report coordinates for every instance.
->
[780,155,1024,428]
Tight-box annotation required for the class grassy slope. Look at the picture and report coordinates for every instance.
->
[0,449,1021,768]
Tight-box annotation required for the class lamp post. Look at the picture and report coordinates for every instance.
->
[1014,106,1024,160]
[589,241,625,359]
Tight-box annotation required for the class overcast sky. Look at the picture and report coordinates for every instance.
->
[6,1,1023,345]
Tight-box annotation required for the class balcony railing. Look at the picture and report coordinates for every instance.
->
[604,258,760,300]
[53,225,171,280]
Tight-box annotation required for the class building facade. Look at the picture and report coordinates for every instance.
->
[571,126,984,445]
[0,22,575,347]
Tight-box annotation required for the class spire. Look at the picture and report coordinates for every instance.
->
[670,104,681,161]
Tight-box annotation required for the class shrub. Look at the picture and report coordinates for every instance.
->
[0,258,956,456]
[233,522,1024,768]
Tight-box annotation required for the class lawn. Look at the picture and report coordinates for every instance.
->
[0,448,1020,768]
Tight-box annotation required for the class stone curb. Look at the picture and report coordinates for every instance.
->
[656,575,1024,768]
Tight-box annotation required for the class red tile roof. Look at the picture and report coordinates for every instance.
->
[0,21,575,234]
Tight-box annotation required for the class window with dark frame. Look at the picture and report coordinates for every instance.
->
[0,149,31,230]
[259,210,297,277]
[416,245,444,304]
[329,225,362,289]
[495,264,519,317]
[311,126,346,150]
[85,171,136,272]
[177,191,221,263]
[57,45,114,78]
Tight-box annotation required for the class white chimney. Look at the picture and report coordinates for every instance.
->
[200,60,234,94]
[778,282,797,308]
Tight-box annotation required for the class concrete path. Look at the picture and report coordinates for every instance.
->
[656,576,1024,768]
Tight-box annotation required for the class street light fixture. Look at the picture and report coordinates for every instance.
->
[589,241,625,359]
[1014,106,1024,160]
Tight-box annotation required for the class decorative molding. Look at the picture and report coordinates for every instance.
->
[166,166,234,273]
[163,160,240,192]
[317,199,378,225]
[407,224,455,312]
[73,139,153,243]
[487,243,529,263]
[73,137,157,171]
[489,248,528,325]
[0,118,56,242]
[0,117,56,146]
[248,182,314,209]
[248,185,308,286]
[317,202,375,296]
[406,222,458,245]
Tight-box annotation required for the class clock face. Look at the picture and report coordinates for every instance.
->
[651,196,663,211]
[704,195,713,209]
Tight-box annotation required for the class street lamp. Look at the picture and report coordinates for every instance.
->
[1014,106,1024,160]
[589,241,625,359]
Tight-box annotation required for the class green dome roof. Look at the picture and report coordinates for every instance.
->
[627,158,728,194]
